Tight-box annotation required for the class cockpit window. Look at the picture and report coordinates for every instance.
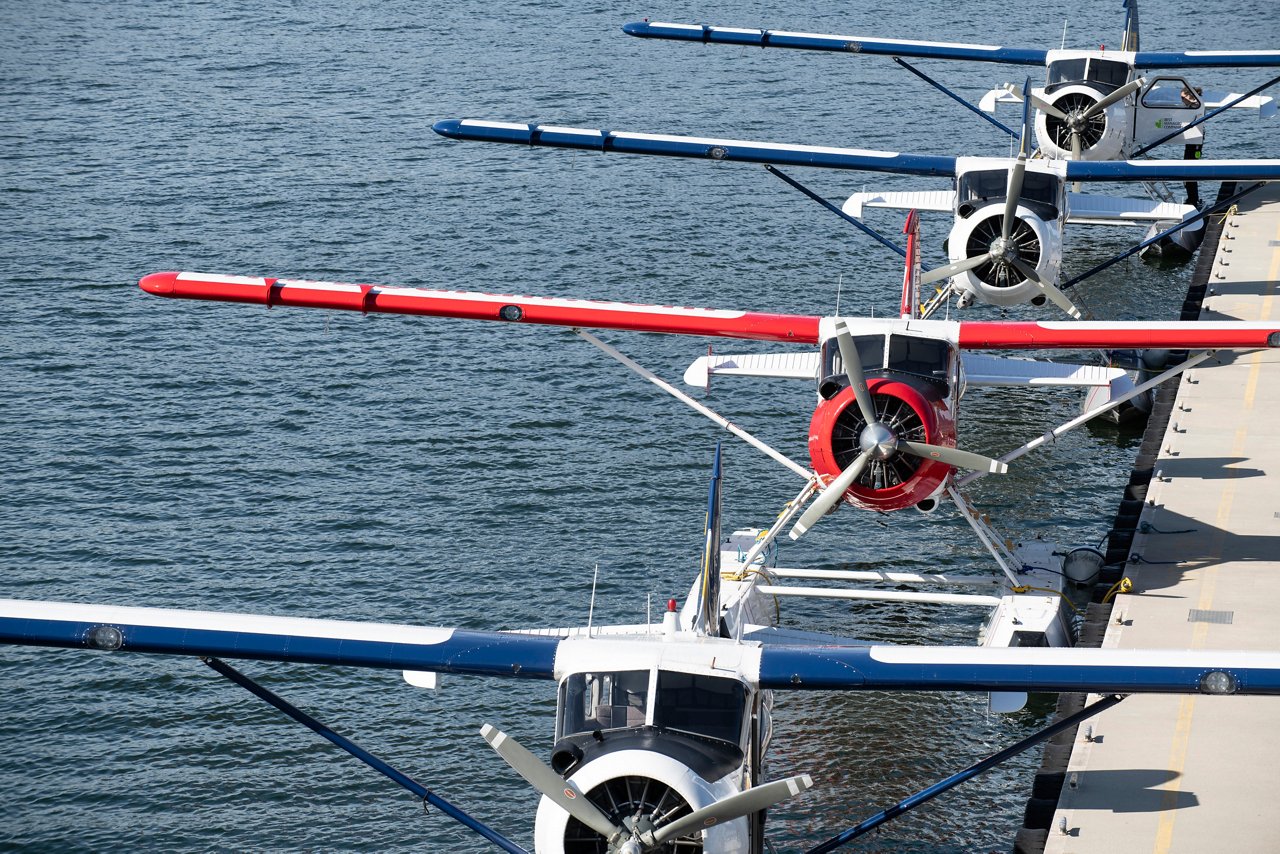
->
[653,672,746,745]
[958,169,1059,209]
[888,335,952,381]
[1047,58,1087,88]
[1047,58,1130,94]
[558,670,650,737]
[820,334,885,385]
[1141,78,1201,110]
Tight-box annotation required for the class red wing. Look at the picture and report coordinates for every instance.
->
[958,321,1280,350]
[139,272,821,345]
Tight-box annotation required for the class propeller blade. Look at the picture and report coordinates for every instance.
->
[834,322,877,426]
[1009,257,1081,318]
[1002,154,1027,243]
[1017,78,1033,159]
[789,454,870,541]
[899,441,1008,474]
[650,774,814,846]
[1071,131,1083,161]
[1003,83,1067,121]
[918,252,993,286]
[480,724,624,843]
[1083,77,1144,119]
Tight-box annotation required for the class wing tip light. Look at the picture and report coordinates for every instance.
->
[139,272,178,296]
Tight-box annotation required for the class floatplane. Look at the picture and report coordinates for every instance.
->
[135,253,1280,662]
[7,447,1280,852]
[432,108,1280,320]
[622,0,1279,165]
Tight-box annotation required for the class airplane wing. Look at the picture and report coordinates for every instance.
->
[141,274,1280,352]
[0,598,560,680]
[954,320,1280,350]
[621,21,1048,65]
[138,272,822,344]
[432,120,958,176]
[756,644,1280,694]
[5,597,1280,696]
[433,121,1280,183]
[1132,50,1280,70]
[1064,158,1280,183]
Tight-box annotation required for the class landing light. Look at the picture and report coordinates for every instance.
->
[1199,670,1237,695]
[85,625,123,650]
[498,304,523,321]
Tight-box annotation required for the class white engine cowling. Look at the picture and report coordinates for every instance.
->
[533,749,748,854]
[1033,84,1132,161]
[947,204,1062,308]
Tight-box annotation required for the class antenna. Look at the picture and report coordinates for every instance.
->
[835,272,843,317]
[1060,20,1068,50]
[587,562,599,636]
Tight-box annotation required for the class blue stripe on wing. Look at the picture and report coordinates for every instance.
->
[1066,159,1280,183]
[1134,51,1280,69]
[622,21,1047,65]
[0,605,560,680]
[758,646,1280,694]
[432,120,957,177]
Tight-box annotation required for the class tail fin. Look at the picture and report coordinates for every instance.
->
[900,210,922,319]
[695,444,724,636]
[1121,0,1140,52]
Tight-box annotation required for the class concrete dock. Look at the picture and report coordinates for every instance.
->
[1042,184,1280,852]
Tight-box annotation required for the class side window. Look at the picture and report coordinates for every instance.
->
[1142,78,1201,110]
[653,672,746,744]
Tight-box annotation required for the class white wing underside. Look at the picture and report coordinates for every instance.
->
[684,351,1135,399]
[842,190,956,219]
[1066,193,1197,226]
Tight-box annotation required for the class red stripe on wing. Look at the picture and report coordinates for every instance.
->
[958,321,1280,350]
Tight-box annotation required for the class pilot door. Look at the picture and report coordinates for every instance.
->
[1134,76,1205,148]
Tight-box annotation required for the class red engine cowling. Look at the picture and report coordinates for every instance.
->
[807,377,956,512]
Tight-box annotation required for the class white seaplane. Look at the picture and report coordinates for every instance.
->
[7,448,1280,852]
[622,0,1279,164]
[136,260,1280,661]
[432,114,1280,319]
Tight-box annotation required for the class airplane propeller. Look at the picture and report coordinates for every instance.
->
[482,723,813,852]
[789,321,1007,540]
[921,82,1082,318]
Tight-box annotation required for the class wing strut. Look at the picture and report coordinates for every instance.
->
[956,349,1219,488]
[1132,74,1280,157]
[764,165,909,259]
[891,57,1019,140]
[574,329,815,480]
[203,657,531,854]
[803,693,1125,853]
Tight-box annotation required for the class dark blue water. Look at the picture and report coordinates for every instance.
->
[2,1,1276,850]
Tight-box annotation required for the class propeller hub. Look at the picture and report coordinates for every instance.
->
[987,235,1017,264]
[859,422,899,460]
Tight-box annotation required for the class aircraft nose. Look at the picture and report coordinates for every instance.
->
[138,272,178,296]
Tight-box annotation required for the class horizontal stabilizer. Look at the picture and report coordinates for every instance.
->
[961,354,1134,395]
[683,352,820,386]
[1199,90,1277,118]
[1067,193,1198,226]
[843,190,955,218]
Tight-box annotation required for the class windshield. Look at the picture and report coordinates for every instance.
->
[558,670,650,737]
[653,671,747,745]
[888,335,952,383]
[1047,58,1130,94]
[820,334,885,385]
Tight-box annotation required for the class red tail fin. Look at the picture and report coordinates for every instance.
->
[900,210,921,319]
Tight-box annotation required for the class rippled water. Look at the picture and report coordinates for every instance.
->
[2,1,1276,850]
